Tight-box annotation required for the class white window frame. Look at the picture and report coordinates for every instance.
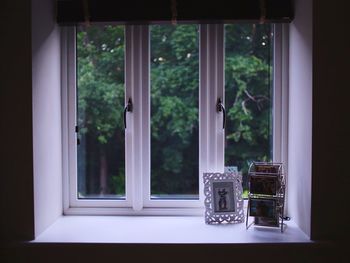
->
[61,24,287,215]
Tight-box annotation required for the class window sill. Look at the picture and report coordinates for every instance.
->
[32,216,311,243]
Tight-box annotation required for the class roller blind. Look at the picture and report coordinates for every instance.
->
[57,0,293,25]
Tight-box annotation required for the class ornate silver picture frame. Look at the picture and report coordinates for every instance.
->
[203,172,244,224]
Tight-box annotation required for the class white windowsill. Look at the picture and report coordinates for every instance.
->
[33,216,311,243]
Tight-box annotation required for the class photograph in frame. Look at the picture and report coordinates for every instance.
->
[212,181,235,213]
[249,198,276,219]
[250,176,278,195]
[254,164,279,174]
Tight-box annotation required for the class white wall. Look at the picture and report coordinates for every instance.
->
[32,0,62,237]
[287,0,313,237]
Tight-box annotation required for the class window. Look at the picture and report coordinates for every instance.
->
[77,25,126,199]
[62,24,286,214]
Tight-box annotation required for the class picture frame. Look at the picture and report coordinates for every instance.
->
[249,175,278,195]
[203,172,244,224]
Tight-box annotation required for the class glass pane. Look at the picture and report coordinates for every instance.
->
[225,24,274,197]
[77,25,125,199]
[150,25,199,199]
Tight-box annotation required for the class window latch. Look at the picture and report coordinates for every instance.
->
[124,98,133,129]
[216,98,226,129]
[75,125,80,145]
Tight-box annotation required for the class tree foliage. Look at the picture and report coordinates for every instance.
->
[76,23,272,196]
[77,25,125,196]
[225,24,273,184]
[150,25,199,195]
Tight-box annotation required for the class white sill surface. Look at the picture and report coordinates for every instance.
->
[33,216,311,244]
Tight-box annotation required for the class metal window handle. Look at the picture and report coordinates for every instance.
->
[124,98,133,129]
[216,98,226,129]
[75,125,80,145]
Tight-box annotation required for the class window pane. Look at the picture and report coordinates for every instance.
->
[150,25,199,199]
[225,24,273,196]
[77,25,125,199]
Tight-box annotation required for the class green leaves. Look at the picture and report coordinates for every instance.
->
[224,24,273,176]
[76,23,273,195]
[77,25,125,145]
[151,96,197,142]
[150,25,199,195]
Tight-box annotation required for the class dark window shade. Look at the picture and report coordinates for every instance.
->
[57,0,293,25]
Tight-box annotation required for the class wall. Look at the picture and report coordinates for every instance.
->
[32,0,62,236]
[0,0,34,241]
[311,0,350,240]
[287,0,312,237]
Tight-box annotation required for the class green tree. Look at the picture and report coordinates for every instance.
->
[77,25,125,196]
[150,25,199,195]
[225,24,273,189]
[76,23,273,196]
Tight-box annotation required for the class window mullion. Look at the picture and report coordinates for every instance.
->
[62,26,76,211]
[125,25,149,211]
[66,26,79,208]
[273,24,283,163]
[273,24,289,214]
[199,24,225,175]
[281,24,289,168]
